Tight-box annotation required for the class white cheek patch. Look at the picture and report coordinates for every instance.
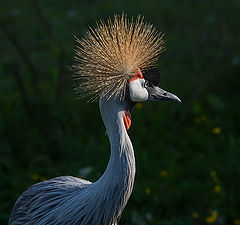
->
[129,78,148,102]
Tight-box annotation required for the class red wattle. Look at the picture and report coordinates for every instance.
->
[123,111,131,130]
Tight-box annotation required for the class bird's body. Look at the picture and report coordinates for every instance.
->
[9,96,135,225]
[9,176,91,224]
[9,13,180,225]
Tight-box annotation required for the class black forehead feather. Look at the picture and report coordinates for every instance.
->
[142,68,161,86]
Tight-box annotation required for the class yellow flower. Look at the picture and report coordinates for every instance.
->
[31,174,39,181]
[160,170,168,177]
[192,212,199,219]
[200,114,207,120]
[214,185,221,193]
[40,177,46,182]
[145,187,151,195]
[212,127,221,134]
[205,211,218,224]
[136,103,142,110]
[234,219,240,225]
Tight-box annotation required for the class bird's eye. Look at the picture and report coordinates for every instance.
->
[144,80,149,88]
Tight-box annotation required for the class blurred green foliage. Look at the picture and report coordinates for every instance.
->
[0,0,240,224]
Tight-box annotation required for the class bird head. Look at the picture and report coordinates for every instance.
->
[73,13,181,130]
[123,67,180,130]
[128,68,180,103]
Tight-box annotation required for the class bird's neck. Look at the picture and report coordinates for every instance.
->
[99,107,136,192]
[96,97,136,222]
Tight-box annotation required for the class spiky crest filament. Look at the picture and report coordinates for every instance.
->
[73,13,165,102]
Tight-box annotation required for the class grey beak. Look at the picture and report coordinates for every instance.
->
[147,86,181,103]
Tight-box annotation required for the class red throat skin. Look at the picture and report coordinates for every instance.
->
[123,111,131,130]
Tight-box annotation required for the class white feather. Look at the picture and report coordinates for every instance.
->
[129,79,148,102]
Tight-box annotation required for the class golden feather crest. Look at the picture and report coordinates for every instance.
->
[73,13,165,102]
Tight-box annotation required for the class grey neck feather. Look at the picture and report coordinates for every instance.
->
[95,96,136,224]
[75,96,136,225]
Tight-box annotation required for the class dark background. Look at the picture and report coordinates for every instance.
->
[1,0,240,224]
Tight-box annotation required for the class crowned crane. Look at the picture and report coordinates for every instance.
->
[9,14,181,225]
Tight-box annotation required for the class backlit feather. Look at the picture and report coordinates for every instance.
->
[73,13,165,102]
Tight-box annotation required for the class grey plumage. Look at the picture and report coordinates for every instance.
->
[9,96,135,225]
